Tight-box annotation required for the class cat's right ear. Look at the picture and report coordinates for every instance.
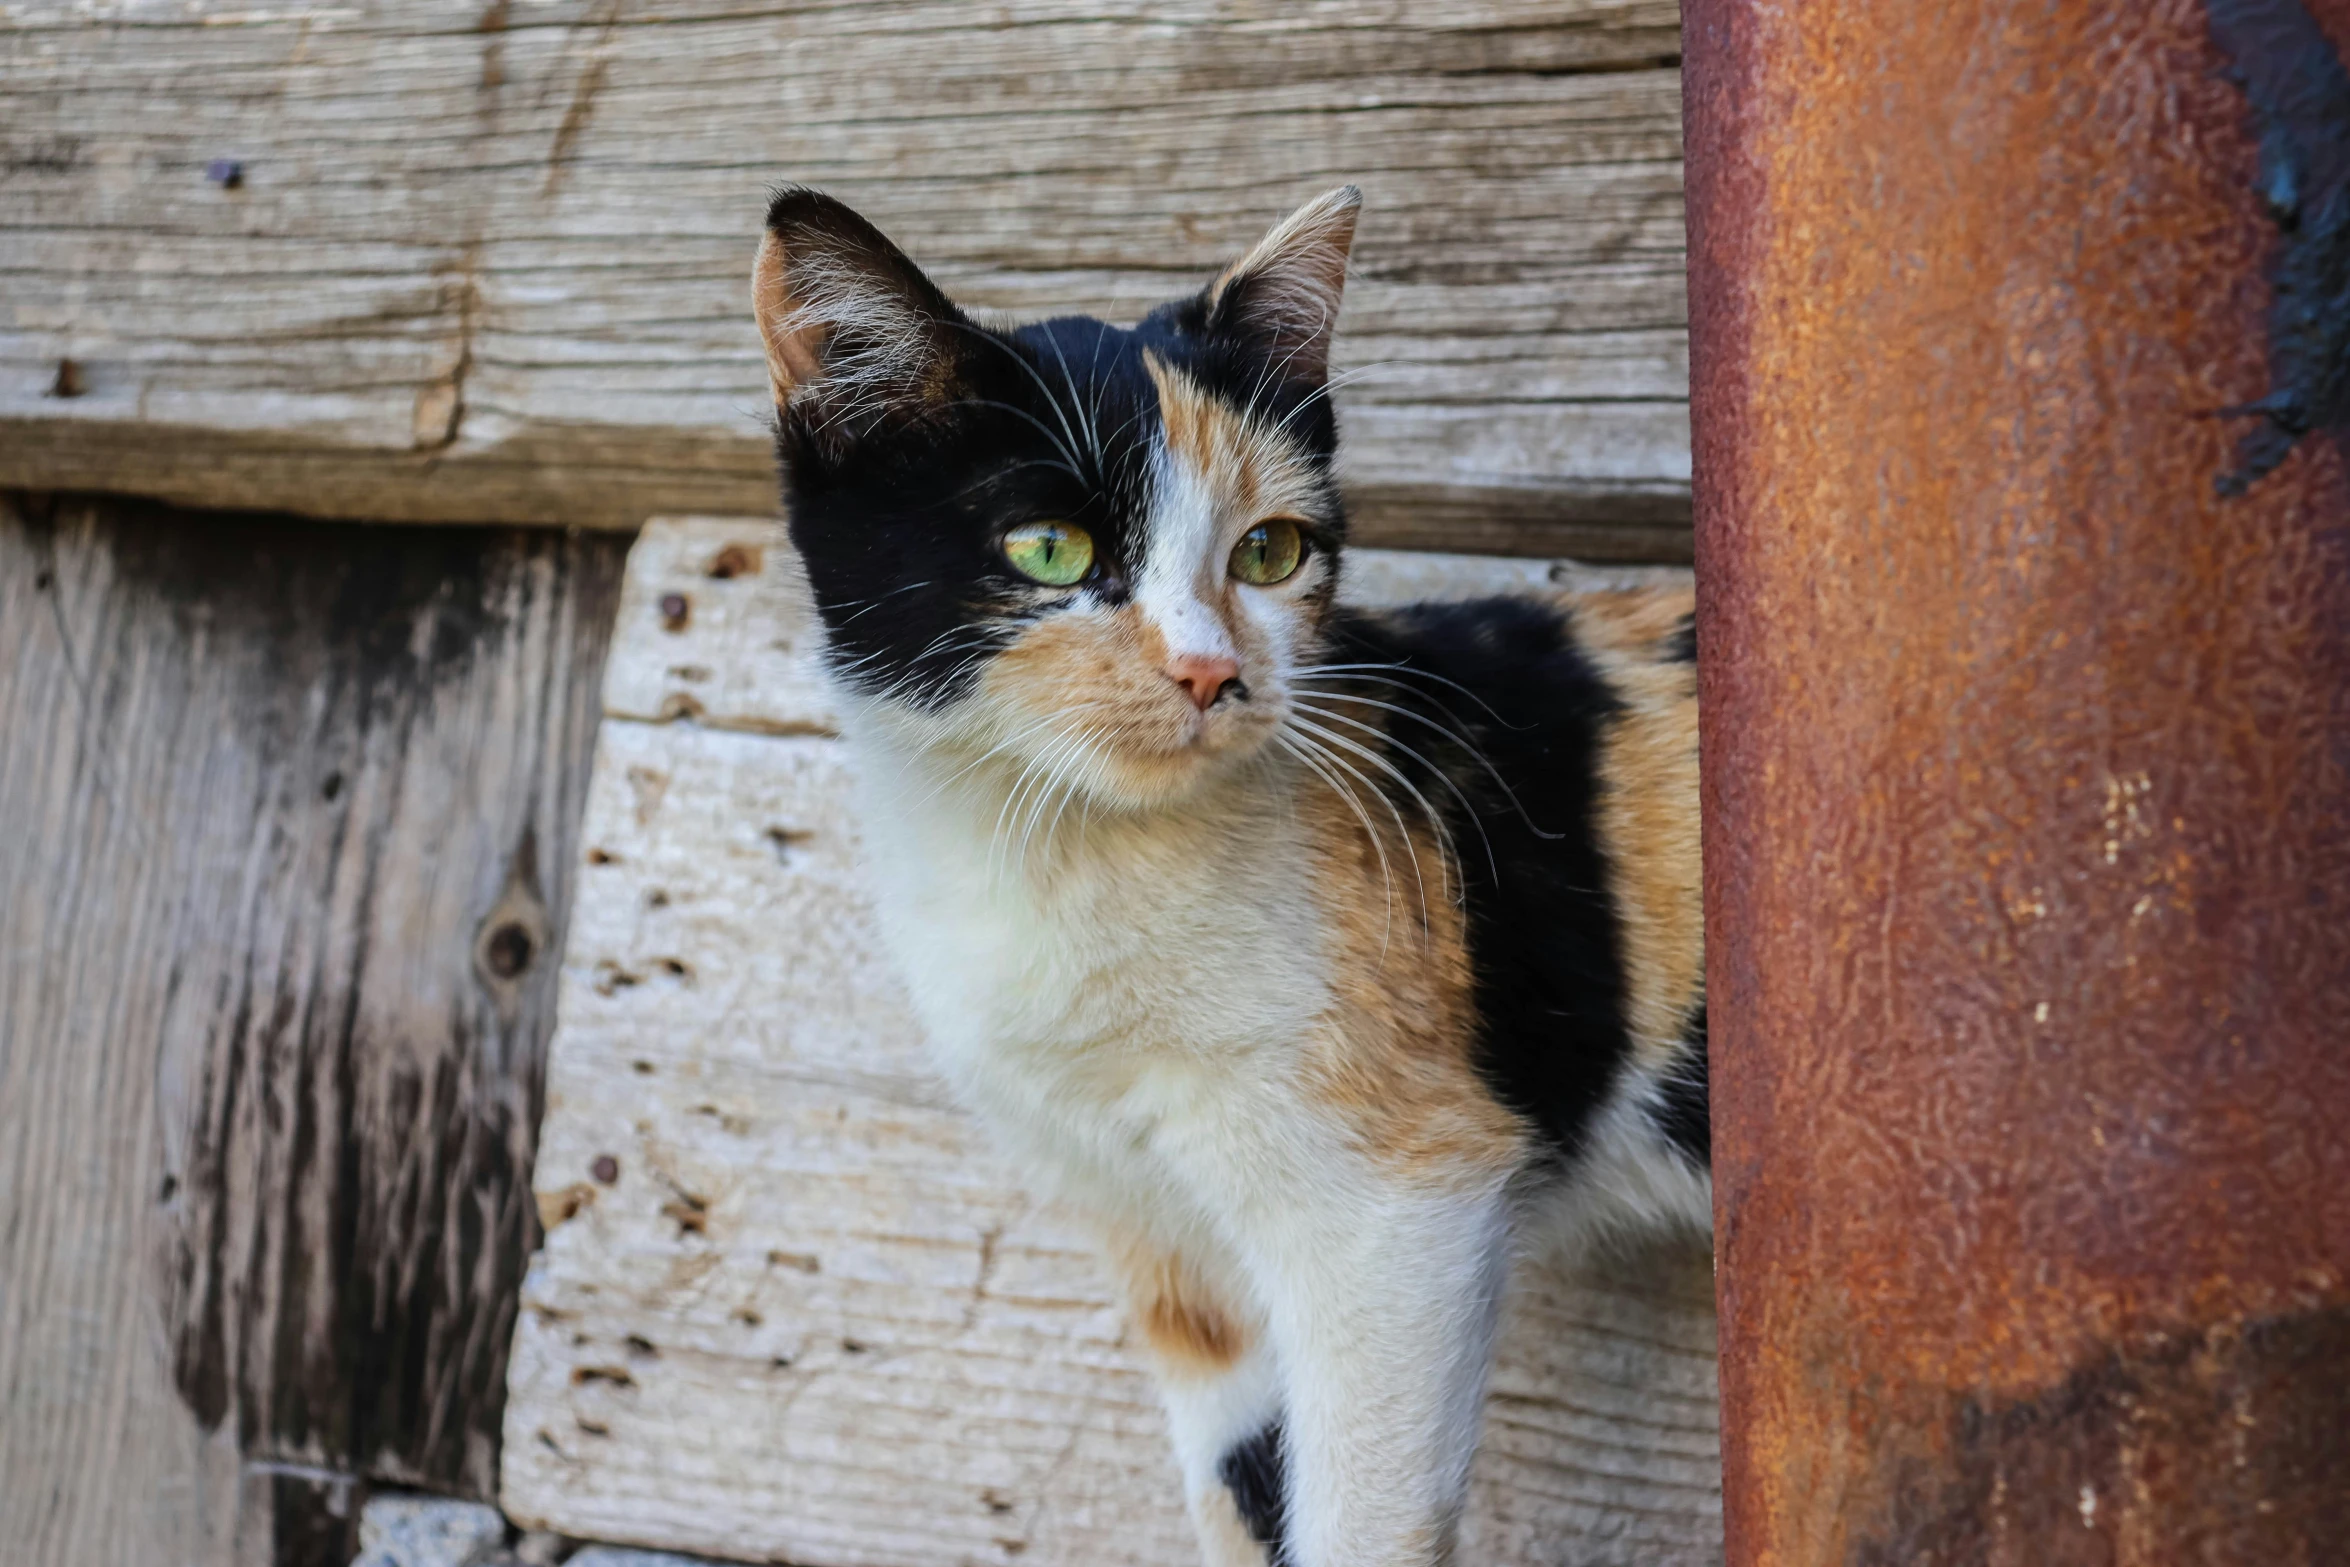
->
[753,188,970,443]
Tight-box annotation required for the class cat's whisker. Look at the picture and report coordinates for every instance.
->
[988,740,1060,885]
[1291,674,1562,842]
[1283,712,1447,925]
[1038,762,1089,860]
[1289,661,1524,731]
[981,707,1118,884]
[904,699,1122,812]
[1241,299,1337,411]
[1263,359,1398,445]
[944,322,1094,480]
[1086,321,1115,476]
[929,394,1089,482]
[1299,674,1558,846]
[1288,722,1429,938]
[1274,731,1401,959]
[1021,727,1100,880]
[1015,720,1109,873]
[846,623,1013,700]
[1289,694,1504,882]
[1039,329,1104,485]
[1288,701,1476,900]
[901,713,1072,814]
[1297,681,1550,850]
[1006,725,1085,880]
[827,579,939,625]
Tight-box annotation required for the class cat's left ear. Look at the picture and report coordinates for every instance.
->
[752,187,972,443]
[1203,185,1361,387]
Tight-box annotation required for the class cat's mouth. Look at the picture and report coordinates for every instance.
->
[1061,690,1281,796]
[950,606,1286,806]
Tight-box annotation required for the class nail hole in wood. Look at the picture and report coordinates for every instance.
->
[571,1365,635,1389]
[658,592,690,631]
[707,542,763,579]
[483,921,537,979]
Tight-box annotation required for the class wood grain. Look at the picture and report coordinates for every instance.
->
[0,0,1690,560]
[502,515,1720,1565]
[0,493,625,1562]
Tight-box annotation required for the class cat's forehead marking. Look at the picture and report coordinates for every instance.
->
[1142,352,1332,525]
[1146,351,1266,518]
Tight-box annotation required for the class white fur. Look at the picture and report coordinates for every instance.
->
[1139,441,1245,668]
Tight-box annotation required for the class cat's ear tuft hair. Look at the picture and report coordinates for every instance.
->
[753,187,970,443]
[1204,185,1361,388]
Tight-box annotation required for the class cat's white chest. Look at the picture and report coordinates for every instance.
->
[847,738,1328,1170]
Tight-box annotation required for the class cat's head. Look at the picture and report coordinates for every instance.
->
[753,186,1360,810]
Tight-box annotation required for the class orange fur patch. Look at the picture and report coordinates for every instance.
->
[1151,356,1264,520]
[1566,586,1705,1072]
[1102,1229,1253,1378]
[1291,761,1527,1183]
[1146,354,1333,540]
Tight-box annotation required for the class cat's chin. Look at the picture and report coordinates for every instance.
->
[1074,727,1277,811]
[852,692,1284,815]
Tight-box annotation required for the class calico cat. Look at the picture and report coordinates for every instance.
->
[750,185,1710,1567]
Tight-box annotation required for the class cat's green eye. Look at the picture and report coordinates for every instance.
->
[1002,521,1095,587]
[1230,518,1307,586]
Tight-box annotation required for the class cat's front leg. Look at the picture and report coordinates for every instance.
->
[1100,1226,1290,1566]
[1239,1164,1516,1567]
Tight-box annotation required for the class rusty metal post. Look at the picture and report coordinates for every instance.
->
[1683,0,2350,1562]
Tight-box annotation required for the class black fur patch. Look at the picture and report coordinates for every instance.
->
[1218,1419,1289,1564]
[1319,600,1634,1166]
[1667,611,1698,664]
[1652,1006,1712,1169]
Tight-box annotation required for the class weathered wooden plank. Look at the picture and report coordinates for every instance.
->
[502,515,1720,1565]
[0,493,627,1562]
[0,1,1690,560]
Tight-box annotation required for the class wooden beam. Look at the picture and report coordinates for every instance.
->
[502,516,1721,1565]
[0,1,1690,560]
[0,493,626,1561]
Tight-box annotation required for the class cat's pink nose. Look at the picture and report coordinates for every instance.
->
[1165,654,1241,711]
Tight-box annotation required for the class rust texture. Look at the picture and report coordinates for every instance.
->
[1683,1,2350,1563]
